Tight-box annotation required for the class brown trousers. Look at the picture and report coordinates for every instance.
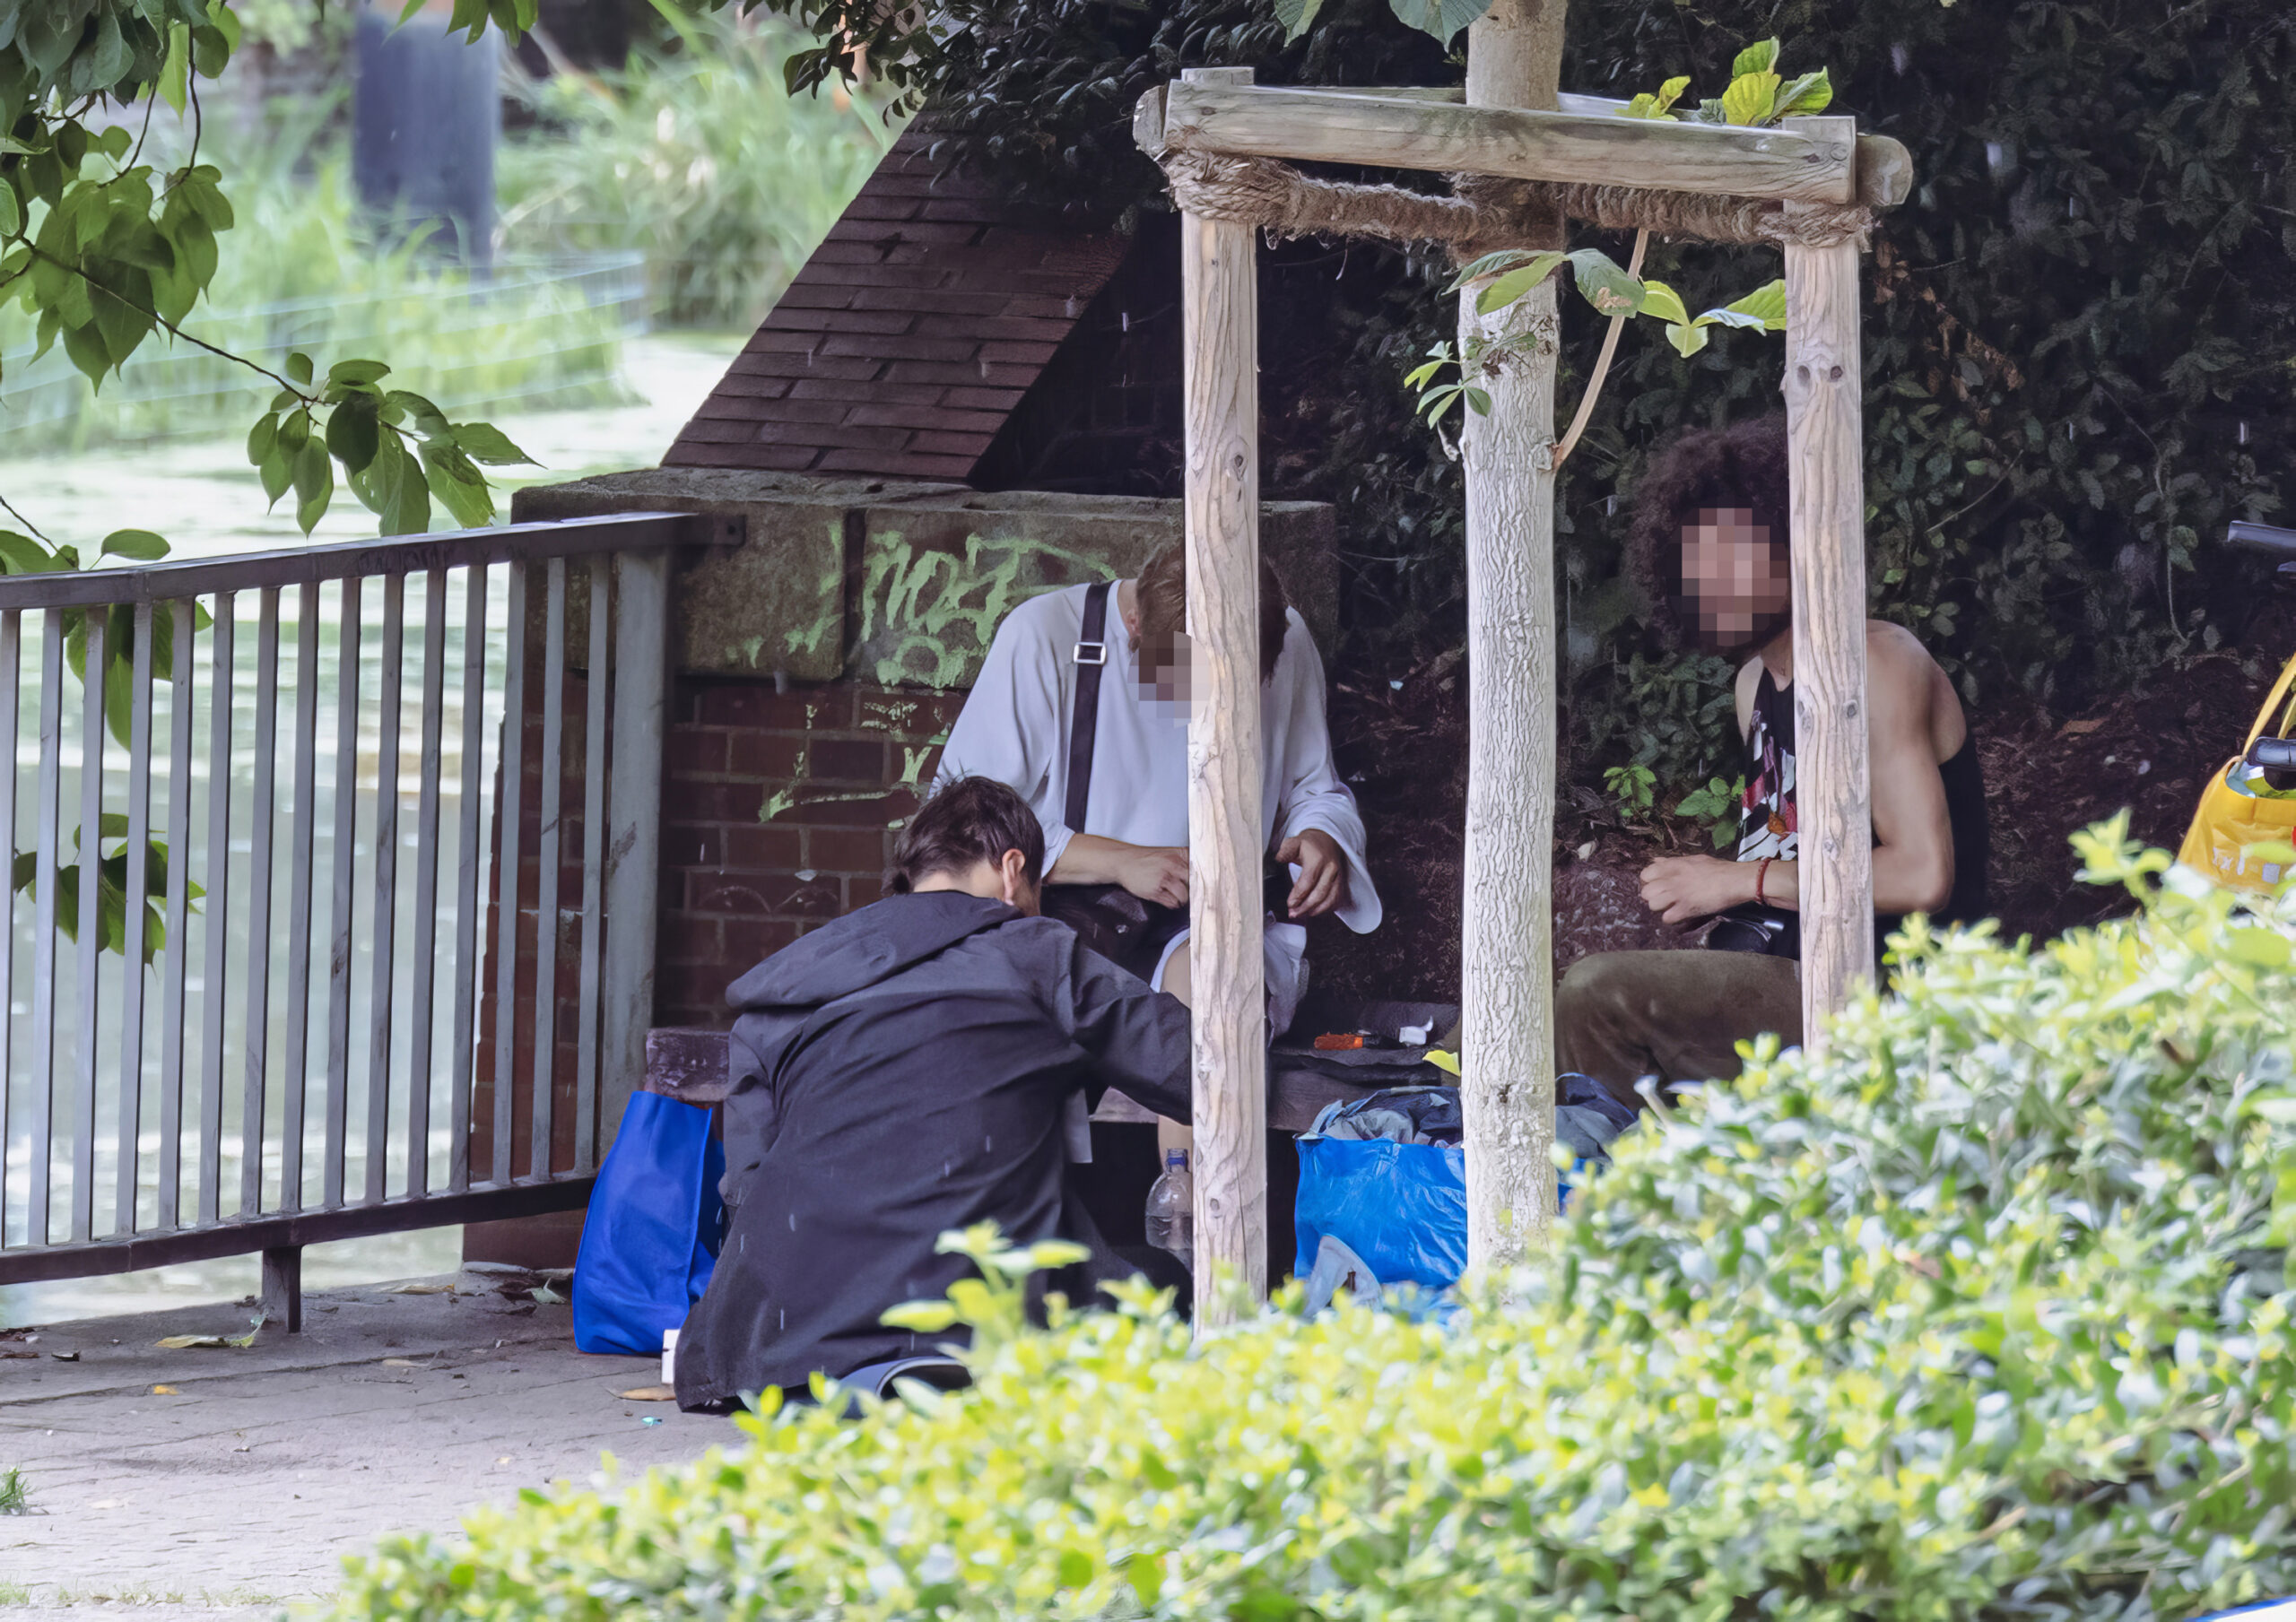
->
[1554,949,1803,1112]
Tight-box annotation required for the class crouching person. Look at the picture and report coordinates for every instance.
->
[674,776,1191,1412]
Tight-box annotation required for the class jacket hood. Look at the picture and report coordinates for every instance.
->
[726,891,1019,1012]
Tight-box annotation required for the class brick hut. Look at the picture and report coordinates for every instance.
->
[475,129,1339,1260]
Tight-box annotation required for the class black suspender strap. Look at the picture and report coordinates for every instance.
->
[1064,581,1111,834]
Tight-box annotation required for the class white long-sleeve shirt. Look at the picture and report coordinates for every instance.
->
[935,582,1381,1018]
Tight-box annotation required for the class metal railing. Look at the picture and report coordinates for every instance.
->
[0,511,709,1323]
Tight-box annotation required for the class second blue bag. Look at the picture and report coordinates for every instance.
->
[1293,1135,1467,1292]
[572,1092,725,1356]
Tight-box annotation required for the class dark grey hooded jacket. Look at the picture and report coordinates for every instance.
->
[674,891,1190,1410]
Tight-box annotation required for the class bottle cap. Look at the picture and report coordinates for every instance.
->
[1166,1149,1187,1168]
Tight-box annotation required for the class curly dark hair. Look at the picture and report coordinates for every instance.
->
[1624,414,1794,648]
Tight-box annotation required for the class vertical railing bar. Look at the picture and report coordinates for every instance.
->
[530,559,566,1183]
[447,565,487,1193]
[0,611,20,1244]
[573,559,609,1175]
[404,570,448,1199]
[26,611,64,1247]
[364,576,404,1205]
[239,588,280,1219]
[115,603,155,1235]
[321,578,361,1209]
[156,600,194,1232]
[196,594,233,1227]
[70,607,105,1245]
[491,562,526,1186]
[277,583,321,1212]
[600,553,667,1157]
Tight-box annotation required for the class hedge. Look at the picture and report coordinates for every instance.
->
[329,823,2296,1621]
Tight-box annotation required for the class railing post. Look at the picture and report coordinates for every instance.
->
[260,1244,302,1334]
[600,550,668,1153]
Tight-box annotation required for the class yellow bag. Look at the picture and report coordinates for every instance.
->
[2179,654,2296,892]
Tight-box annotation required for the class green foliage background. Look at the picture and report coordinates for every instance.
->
[858,0,2296,795]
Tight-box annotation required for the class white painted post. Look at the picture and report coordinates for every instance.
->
[1781,115,1875,1044]
[1179,65,1269,1326]
[600,549,669,1150]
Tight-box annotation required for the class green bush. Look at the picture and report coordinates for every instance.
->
[330,822,2296,1620]
[495,13,901,329]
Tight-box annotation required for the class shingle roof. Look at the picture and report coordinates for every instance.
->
[662,129,1130,481]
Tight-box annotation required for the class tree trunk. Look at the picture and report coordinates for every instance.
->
[1458,0,1569,1271]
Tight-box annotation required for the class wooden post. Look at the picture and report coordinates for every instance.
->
[1457,0,1568,1271]
[1780,116,1875,1045]
[1179,66,1269,1325]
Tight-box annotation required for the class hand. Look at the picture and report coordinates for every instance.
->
[1118,845,1190,909]
[1275,829,1348,919]
[1638,854,1752,926]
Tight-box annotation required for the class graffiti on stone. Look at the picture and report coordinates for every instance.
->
[851,531,1117,690]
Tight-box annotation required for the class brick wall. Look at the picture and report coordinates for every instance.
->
[654,678,966,1028]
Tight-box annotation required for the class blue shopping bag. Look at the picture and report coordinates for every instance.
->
[572,1092,725,1355]
[1293,1136,1468,1293]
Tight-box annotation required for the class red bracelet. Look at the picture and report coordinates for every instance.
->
[1754,856,1773,907]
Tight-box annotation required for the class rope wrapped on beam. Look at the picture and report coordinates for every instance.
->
[1159,150,1872,254]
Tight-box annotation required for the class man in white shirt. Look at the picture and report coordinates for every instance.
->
[935,539,1381,1037]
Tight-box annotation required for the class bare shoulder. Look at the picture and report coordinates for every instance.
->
[1733,655,1762,733]
[1865,619,1944,690]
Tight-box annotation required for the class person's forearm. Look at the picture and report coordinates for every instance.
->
[1048,833,1144,886]
[1750,850,1950,916]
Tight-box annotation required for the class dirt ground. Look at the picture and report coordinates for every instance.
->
[1308,624,2290,1009]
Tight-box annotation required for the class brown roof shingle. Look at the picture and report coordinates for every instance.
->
[663,131,1128,481]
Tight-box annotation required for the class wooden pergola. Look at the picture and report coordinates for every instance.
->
[1141,67,1911,1322]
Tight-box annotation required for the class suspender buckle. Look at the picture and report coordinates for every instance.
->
[1073,640,1107,666]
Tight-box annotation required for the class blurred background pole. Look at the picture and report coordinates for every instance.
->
[352,1,500,268]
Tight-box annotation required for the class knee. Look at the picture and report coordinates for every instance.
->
[1559,953,1635,1017]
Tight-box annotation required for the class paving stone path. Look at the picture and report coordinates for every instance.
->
[2,1275,729,1618]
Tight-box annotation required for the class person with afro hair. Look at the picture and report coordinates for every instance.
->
[1557,413,1989,1110]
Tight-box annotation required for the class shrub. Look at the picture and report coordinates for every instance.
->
[329,822,2296,1621]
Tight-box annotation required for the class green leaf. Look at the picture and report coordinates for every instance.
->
[1474,251,1566,315]
[158,22,191,114]
[1565,248,1646,318]
[421,442,494,528]
[326,397,381,475]
[1775,69,1832,118]
[259,447,292,507]
[326,358,392,388]
[1448,248,1549,290]
[0,185,18,239]
[879,1301,960,1333]
[1665,321,1711,359]
[0,531,59,575]
[99,530,170,562]
[1274,0,1326,41]
[293,438,333,533]
[1387,0,1492,47]
[1725,278,1788,331]
[284,351,313,387]
[1731,37,1781,79]
[451,421,535,466]
[2224,927,2292,969]
[246,412,278,468]
[385,390,451,438]
[1720,70,1780,126]
[1637,279,1691,326]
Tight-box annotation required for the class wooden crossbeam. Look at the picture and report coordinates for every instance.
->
[1276,86,1914,209]
[1158,81,1859,204]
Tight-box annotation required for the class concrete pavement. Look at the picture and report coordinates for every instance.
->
[1,1271,731,1617]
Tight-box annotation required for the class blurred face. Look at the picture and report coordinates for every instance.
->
[1137,629,1194,716]
[1680,507,1791,653]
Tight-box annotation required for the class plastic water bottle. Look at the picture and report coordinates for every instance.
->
[1144,1149,1194,1266]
